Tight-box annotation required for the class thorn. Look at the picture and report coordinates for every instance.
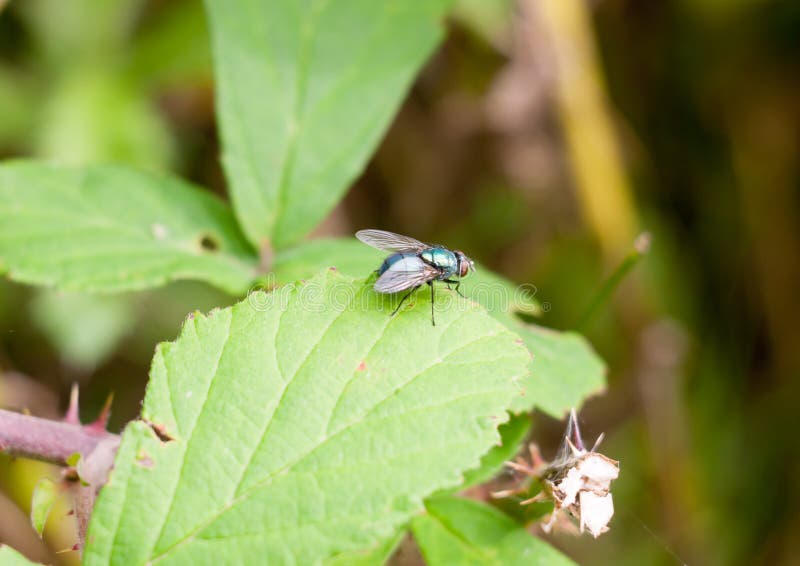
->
[555,409,587,462]
[528,443,544,468]
[86,392,114,433]
[590,432,606,452]
[491,489,519,499]
[568,408,585,452]
[506,459,535,475]
[566,437,582,457]
[56,544,80,554]
[64,383,80,425]
[519,493,545,505]
[541,511,558,533]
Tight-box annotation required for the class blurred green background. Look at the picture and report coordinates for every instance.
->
[0,0,797,564]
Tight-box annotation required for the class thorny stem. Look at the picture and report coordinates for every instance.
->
[0,408,121,553]
[0,408,119,465]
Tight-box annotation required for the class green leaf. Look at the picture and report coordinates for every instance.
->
[452,0,514,46]
[511,325,606,418]
[271,238,605,417]
[0,546,40,566]
[272,238,540,315]
[128,0,211,88]
[0,66,35,145]
[29,290,134,372]
[29,478,57,538]
[36,70,175,171]
[204,0,452,249]
[461,412,531,490]
[85,270,529,564]
[18,0,144,66]
[0,161,258,294]
[412,496,575,566]
[271,238,384,284]
[323,530,405,566]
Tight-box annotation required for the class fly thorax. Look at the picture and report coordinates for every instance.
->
[421,248,457,277]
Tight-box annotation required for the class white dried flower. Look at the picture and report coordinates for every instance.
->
[579,491,614,537]
[497,409,619,538]
[545,448,619,538]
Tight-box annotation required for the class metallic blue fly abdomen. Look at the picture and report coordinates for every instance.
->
[378,253,425,276]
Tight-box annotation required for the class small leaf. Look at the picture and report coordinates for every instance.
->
[128,0,211,88]
[29,290,134,372]
[204,0,452,248]
[85,270,529,564]
[511,325,606,418]
[0,161,258,294]
[412,495,575,566]
[29,478,57,538]
[461,412,531,490]
[0,545,41,565]
[36,70,174,171]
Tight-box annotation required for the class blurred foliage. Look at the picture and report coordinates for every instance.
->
[28,291,134,374]
[0,0,798,564]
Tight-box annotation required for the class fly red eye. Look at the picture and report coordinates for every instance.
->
[454,251,471,277]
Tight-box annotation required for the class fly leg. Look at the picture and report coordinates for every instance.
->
[443,279,465,298]
[428,281,436,326]
[391,286,419,317]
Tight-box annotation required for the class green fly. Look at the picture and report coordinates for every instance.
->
[356,229,476,326]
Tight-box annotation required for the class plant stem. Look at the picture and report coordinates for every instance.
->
[0,409,118,465]
[575,233,651,331]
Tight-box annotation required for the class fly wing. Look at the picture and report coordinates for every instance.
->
[356,229,429,253]
[374,257,439,293]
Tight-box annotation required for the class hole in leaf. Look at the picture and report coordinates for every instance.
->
[135,449,154,468]
[198,233,219,252]
[145,420,175,443]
